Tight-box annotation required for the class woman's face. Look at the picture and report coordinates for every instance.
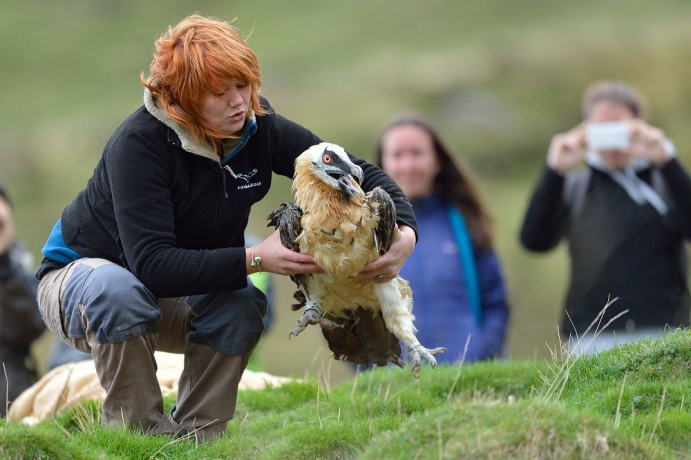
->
[200,79,252,136]
[380,124,440,200]
[587,100,636,170]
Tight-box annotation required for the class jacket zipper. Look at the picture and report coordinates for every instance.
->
[221,165,237,199]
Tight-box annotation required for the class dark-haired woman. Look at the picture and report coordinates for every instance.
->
[376,113,510,363]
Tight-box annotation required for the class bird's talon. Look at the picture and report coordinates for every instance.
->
[411,363,421,379]
[407,343,446,377]
[289,326,306,339]
[288,303,326,339]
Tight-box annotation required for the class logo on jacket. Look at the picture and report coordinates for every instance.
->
[233,168,261,190]
[237,169,257,183]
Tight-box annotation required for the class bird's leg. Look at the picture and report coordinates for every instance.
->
[374,280,448,377]
[407,341,448,378]
[289,298,338,339]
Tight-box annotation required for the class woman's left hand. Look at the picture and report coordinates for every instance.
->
[352,223,416,283]
[628,119,673,166]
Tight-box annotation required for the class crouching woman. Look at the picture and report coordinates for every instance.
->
[35,14,416,440]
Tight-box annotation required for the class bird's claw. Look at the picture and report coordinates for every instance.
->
[288,303,336,339]
[288,309,319,339]
[288,325,306,339]
[408,344,448,378]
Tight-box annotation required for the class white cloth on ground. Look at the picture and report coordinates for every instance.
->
[7,351,293,425]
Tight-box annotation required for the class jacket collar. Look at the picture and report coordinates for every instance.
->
[143,88,256,163]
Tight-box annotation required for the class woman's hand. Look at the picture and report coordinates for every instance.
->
[247,229,323,276]
[628,119,673,166]
[546,124,587,174]
[352,223,416,283]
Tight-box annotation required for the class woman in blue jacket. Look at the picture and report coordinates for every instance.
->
[35,15,417,440]
[376,113,510,363]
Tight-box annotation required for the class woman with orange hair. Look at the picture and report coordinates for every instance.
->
[35,15,417,440]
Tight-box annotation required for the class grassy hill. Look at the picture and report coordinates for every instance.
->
[1,329,689,459]
[3,0,691,380]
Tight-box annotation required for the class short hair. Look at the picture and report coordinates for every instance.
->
[581,80,646,120]
[141,14,266,151]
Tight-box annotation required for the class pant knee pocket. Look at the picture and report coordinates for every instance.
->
[37,270,70,339]
[78,264,160,343]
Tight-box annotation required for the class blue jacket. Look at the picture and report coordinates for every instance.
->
[400,195,509,363]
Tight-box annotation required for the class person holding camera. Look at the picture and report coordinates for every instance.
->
[520,80,691,353]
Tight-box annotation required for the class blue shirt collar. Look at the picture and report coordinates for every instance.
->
[221,118,258,165]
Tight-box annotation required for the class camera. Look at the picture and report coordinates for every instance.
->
[585,121,630,151]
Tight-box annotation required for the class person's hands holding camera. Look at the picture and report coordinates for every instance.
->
[628,119,673,167]
[546,124,587,174]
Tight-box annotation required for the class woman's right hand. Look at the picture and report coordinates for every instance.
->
[546,124,587,174]
[247,229,324,276]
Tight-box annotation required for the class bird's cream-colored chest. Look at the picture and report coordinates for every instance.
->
[295,194,385,317]
[297,200,380,280]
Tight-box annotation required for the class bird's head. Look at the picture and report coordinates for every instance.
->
[294,142,365,199]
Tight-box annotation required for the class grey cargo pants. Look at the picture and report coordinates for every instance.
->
[37,258,267,440]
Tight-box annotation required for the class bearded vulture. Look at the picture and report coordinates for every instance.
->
[269,142,446,377]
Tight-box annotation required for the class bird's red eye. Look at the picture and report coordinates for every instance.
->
[322,154,333,164]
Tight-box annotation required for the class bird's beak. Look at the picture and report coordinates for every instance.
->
[338,173,361,196]
[323,162,363,196]
[350,164,364,185]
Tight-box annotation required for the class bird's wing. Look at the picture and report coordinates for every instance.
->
[267,202,311,307]
[367,187,397,255]
[321,307,404,368]
[267,202,303,252]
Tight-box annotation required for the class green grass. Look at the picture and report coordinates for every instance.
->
[2,329,690,459]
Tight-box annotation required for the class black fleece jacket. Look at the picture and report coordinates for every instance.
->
[520,160,691,335]
[38,95,417,298]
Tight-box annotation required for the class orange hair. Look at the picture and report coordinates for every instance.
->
[141,14,266,152]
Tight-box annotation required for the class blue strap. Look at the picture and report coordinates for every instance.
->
[447,206,482,326]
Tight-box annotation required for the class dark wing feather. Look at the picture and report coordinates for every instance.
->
[267,202,302,252]
[267,202,310,308]
[367,187,396,255]
[321,307,404,367]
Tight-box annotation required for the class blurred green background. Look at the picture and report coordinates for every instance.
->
[3,0,691,382]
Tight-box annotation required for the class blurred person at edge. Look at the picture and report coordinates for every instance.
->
[0,182,45,417]
[34,15,417,440]
[520,81,691,354]
[375,113,510,364]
